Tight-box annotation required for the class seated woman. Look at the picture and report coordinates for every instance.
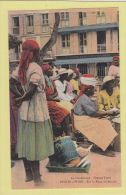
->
[70,69,80,96]
[74,74,119,157]
[41,65,72,137]
[54,68,74,112]
[98,76,120,111]
[66,69,77,99]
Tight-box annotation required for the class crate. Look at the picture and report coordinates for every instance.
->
[46,161,91,173]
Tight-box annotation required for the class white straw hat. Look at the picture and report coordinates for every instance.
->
[103,76,119,87]
[67,69,74,76]
[54,68,68,80]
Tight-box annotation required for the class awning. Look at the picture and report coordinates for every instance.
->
[58,23,119,35]
[55,56,113,65]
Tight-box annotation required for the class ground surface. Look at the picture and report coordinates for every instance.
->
[11,151,121,189]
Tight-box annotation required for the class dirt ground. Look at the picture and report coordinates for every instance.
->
[11,151,121,190]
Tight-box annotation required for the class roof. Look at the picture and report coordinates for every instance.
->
[58,23,119,35]
[55,56,113,65]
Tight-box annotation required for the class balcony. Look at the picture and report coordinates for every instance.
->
[9,53,21,61]
[97,44,106,52]
[42,25,50,33]
[27,26,34,34]
[13,27,20,35]
[62,47,70,55]
[79,45,88,54]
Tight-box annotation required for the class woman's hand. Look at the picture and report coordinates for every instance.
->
[12,97,23,110]
[109,110,120,116]
[113,110,120,116]
[70,100,75,104]
[47,96,60,102]
[54,98,60,102]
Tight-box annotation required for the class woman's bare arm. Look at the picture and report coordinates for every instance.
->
[12,83,37,109]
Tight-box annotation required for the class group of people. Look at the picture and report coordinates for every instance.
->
[10,40,120,186]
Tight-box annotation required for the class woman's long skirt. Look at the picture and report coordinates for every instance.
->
[16,119,54,161]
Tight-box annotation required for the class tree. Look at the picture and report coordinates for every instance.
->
[39,13,60,64]
[9,13,60,64]
[9,34,22,50]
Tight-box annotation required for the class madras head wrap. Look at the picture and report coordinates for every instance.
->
[41,64,54,91]
[80,74,97,87]
[72,69,79,73]
[41,64,50,74]
[74,74,97,104]
[72,69,79,79]
[111,56,119,66]
[18,40,40,86]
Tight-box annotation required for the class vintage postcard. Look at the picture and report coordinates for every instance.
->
[0,1,126,195]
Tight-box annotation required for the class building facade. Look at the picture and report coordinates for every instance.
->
[9,8,119,78]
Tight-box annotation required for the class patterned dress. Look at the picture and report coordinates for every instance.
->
[44,79,69,126]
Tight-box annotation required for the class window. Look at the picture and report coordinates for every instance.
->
[79,33,88,54]
[26,15,34,34]
[117,11,119,22]
[79,12,87,26]
[97,31,106,52]
[96,11,106,24]
[61,34,70,54]
[97,63,107,78]
[41,14,49,33]
[61,12,69,27]
[12,17,19,35]
[78,64,87,74]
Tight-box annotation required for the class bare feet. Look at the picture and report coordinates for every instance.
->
[34,178,47,187]
[100,150,115,157]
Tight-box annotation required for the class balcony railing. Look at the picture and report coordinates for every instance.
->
[97,44,106,52]
[42,25,50,33]
[79,45,88,54]
[13,27,20,35]
[62,47,70,55]
[9,53,21,61]
[27,26,34,34]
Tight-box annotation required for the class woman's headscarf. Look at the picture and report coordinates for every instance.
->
[41,64,54,91]
[18,40,40,86]
[111,56,119,66]
[74,74,97,104]
[41,64,50,74]
[72,69,79,79]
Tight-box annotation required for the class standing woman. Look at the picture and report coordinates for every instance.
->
[9,40,54,186]
[108,56,120,79]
